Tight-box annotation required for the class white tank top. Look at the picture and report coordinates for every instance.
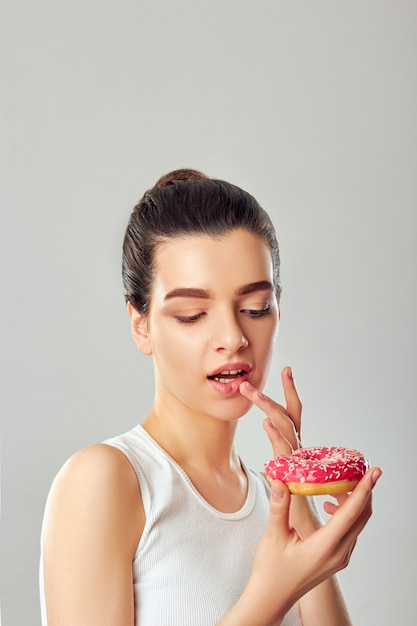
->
[104,425,302,626]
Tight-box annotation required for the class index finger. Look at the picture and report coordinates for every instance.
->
[281,366,302,437]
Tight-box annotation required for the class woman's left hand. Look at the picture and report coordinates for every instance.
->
[239,365,302,456]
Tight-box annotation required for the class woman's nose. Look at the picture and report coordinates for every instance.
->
[212,311,248,353]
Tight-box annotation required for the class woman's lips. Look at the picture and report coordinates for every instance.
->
[207,364,252,395]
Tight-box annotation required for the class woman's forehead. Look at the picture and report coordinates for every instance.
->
[152,230,274,295]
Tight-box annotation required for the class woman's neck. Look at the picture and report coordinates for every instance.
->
[142,402,248,513]
[142,400,240,472]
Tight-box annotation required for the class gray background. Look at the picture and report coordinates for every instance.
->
[2,1,416,624]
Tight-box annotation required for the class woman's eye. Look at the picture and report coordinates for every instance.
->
[174,313,206,324]
[242,304,271,318]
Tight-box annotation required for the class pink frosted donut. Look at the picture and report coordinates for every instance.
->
[265,446,370,496]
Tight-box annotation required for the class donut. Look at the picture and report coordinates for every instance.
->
[265,446,370,496]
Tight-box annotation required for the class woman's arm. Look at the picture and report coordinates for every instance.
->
[41,444,144,626]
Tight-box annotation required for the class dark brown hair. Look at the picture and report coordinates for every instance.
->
[122,169,280,314]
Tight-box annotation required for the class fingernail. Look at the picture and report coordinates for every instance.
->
[288,367,293,380]
[245,381,266,400]
[371,469,382,485]
[272,484,285,500]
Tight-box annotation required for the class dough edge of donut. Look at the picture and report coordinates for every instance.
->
[286,479,359,496]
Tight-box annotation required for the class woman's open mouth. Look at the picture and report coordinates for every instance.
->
[207,364,252,395]
[207,369,247,383]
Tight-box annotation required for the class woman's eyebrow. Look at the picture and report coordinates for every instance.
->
[164,287,211,300]
[235,280,274,296]
[164,281,273,301]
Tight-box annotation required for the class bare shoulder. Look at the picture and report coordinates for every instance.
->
[43,443,144,557]
[56,442,138,485]
[46,443,140,506]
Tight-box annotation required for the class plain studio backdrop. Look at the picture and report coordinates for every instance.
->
[1,1,416,624]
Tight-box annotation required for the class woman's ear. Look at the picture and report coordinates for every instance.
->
[127,302,153,355]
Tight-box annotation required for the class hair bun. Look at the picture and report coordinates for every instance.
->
[153,168,209,189]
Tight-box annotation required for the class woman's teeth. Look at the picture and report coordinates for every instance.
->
[211,369,245,383]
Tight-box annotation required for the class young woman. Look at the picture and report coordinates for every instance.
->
[40,169,381,625]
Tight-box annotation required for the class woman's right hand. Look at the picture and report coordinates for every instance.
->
[218,467,381,625]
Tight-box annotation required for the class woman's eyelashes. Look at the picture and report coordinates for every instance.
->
[242,303,271,318]
[174,312,206,324]
[173,303,272,324]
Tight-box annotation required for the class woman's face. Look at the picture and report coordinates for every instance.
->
[137,229,279,423]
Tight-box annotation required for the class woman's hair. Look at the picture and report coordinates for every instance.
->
[122,169,281,314]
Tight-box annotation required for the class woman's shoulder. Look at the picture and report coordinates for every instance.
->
[43,443,144,555]
[52,443,139,494]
